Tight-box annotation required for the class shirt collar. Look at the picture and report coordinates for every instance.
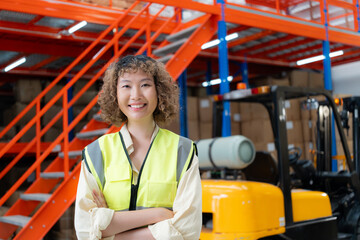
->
[120,122,159,153]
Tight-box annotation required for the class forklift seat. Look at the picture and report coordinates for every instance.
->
[242,151,279,185]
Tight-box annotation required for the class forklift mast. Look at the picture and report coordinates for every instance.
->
[342,97,360,177]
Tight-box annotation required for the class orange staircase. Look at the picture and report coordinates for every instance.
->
[0,1,217,239]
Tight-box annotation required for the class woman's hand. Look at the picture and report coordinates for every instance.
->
[92,189,108,208]
[156,208,174,222]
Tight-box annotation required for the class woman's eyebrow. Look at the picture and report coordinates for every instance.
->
[119,79,131,83]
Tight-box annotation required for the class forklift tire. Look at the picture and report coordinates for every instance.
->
[355,219,360,240]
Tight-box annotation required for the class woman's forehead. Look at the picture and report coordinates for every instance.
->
[118,69,154,81]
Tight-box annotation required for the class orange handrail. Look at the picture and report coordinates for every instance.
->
[0,1,144,181]
[0,1,140,149]
[0,1,177,207]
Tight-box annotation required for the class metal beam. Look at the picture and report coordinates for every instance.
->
[0,0,176,33]
[228,29,274,48]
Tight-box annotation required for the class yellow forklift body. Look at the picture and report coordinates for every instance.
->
[201,180,285,240]
[291,189,332,222]
[201,180,333,240]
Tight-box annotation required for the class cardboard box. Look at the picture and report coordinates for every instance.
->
[251,103,269,120]
[19,124,36,142]
[163,119,180,134]
[252,76,290,87]
[43,127,62,142]
[301,120,316,142]
[187,97,199,121]
[15,79,42,103]
[286,120,303,144]
[309,71,324,89]
[336,140,353,157]
[200,122,212,139]
[73,79,97,94]
[231,122,241,135]
[188,120,200,141]
[285,99,301,121]
[239,103,252,122]
[0,126,16,142]
[241,119,273,143]
[289,70,309,87]
[44,83,64,106]
[74,90,98,105]
[199,97,213,123]
[43,105,63,129]
[11,102,37,126]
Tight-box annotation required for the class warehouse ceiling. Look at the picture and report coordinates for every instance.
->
[0,0,360,88]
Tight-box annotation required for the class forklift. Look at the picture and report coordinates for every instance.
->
[199,86,360,240]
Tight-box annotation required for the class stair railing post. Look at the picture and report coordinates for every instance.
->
[146,5,152,55]
[36,98,41,179]
[63,90,69,179]
[275,0,280,14]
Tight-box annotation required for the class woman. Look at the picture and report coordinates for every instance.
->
[74,55,202,240]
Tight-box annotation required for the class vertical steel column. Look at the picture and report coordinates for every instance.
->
[356,0,360,32]
[179,70,188,137]
[322,0,337,171]
[241,59,249,88]
[206,60,212,95]
[217,0,231,137]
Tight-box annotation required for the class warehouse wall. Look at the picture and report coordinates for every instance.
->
[332,61,360,95]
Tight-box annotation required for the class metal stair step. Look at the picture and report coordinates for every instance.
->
[76,128,109,139]
[93,113,103,122]
[40,172,66,179]
[0,215,31,227]
[58,150,82,159]
[153,38,187,57]
[20,193,51,202]
[166,24,200,42]
[157,54,173,64]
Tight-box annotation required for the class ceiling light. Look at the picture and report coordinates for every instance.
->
[296,50,344,66]
[202,76,233,87]
[4,57,26,72]
[201,33,239,50]
[68,21,87,34]
[225,33,239,41]
[201,39,220,50]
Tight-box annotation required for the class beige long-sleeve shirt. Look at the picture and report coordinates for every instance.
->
[74,124,202,240]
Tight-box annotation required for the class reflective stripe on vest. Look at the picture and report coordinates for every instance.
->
[83,128,195,211]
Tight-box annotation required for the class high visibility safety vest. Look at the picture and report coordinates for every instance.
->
[83,128,196,211]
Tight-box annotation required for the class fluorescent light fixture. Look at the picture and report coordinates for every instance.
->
[201,33,239,50]
[4,57,26,72]
[202,76,233,87]
[201,39,220,50]
[225,33,239,41]
[296,50,344,66]
[329,50,344,58]
[68,21,87,34]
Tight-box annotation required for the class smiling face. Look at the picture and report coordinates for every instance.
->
[117,69,158,124]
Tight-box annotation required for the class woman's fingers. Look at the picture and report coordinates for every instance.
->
[92,190,108,208]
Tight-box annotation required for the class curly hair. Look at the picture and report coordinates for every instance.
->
[98,55,179,126]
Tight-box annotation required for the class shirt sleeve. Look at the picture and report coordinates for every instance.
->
[148,155,202,240]
[74,161,115,240]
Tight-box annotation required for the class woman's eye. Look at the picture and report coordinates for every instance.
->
[141,83,151,87]
[122,85,130,88]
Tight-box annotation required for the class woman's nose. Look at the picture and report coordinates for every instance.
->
[130,86,142,99]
